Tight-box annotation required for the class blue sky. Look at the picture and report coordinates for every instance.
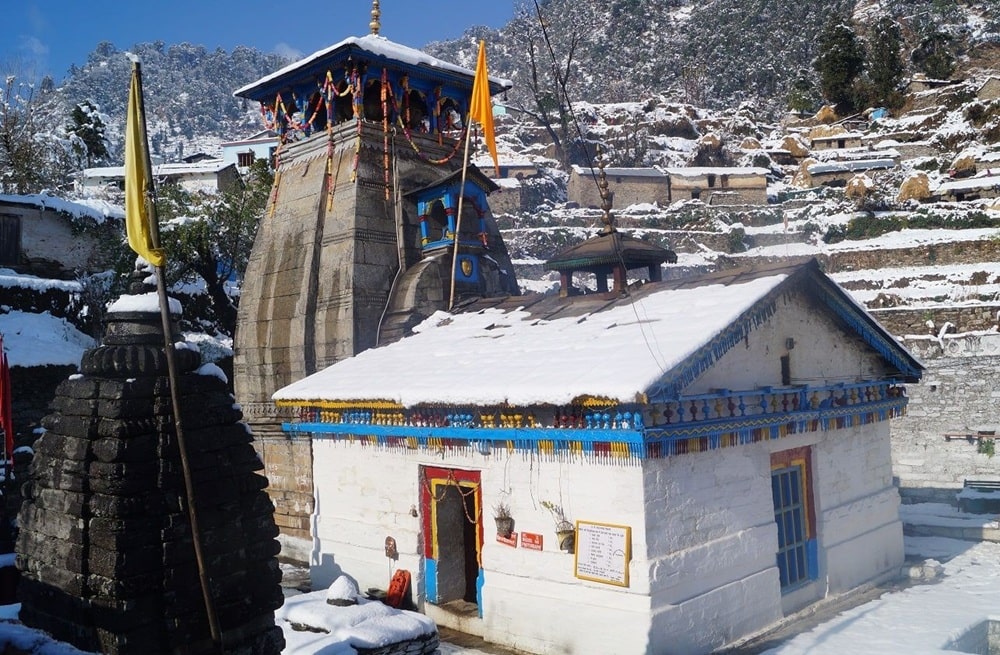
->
[0,1,516,83]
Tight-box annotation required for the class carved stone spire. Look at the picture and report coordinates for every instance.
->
[370,0,382,35]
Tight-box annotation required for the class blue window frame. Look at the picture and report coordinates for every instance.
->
[772,465,809,589]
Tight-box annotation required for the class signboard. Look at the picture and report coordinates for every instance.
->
[497,532,518,547]
[574,521,631,586]
[521,532,543,551]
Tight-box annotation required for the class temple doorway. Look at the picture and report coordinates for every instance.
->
[420,466,483,614]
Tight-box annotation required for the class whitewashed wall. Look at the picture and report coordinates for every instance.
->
[643,442,783,654]
[812,422,903,594]
[641,425,902,654]
[689,293,892,395]
[6,206,103,271]
[310,440,657,654]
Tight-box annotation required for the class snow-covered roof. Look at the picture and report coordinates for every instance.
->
[273,260,920,407]
[807,159,895,174]
[275,274,786,407]
[234,34,512,99]
[571,165,664,179]
[935,174,1000,194]
[221,131,279,147]
[83,160,234,179]
[0,193,123,223]
[810,132,864,142]
[662,166,769,177]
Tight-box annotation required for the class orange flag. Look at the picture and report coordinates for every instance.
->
[469,40,498,176]
[124,63,166,267]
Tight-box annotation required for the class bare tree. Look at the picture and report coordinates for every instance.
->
[506,2,581,167]
[0,66,82,195]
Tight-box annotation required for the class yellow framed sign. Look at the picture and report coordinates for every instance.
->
[574,520,631,586]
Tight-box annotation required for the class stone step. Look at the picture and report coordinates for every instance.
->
[899,502,1000,543]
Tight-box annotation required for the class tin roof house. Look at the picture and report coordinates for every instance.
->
[273,256,923,654]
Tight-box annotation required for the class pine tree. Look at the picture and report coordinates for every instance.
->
[866,16,904,109]
[813,16,865,112]
[68,101,109,167]
[911,29,955,81]
[787,69,818,114]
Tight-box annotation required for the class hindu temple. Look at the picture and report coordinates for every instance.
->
[232,1,520,559]
[16,277,284,654]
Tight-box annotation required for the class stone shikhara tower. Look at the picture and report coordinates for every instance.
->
[16,291,285,654]
[232,11,519,559]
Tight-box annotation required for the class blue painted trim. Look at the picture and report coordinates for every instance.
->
[812,276,923,380]
[422,238,484,251]
[646,293,780,399]
[425,558,438,603]
[806,538,819,580]
[643,397,908,441]
[284,422,643,444]
[476,569,484,618]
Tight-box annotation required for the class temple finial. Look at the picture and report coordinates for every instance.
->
[596,147,615,235]
[370,0,382,35]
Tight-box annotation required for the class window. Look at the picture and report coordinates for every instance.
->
[237,151,255,168]
[771,447,816,591]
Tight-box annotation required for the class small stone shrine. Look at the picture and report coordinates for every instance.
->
[16,280,285,654]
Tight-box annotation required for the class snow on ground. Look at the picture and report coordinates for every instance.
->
[763,541,1000,654]
[279,589,436,655]
[0,311,94,368]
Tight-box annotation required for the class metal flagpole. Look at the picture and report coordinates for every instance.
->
[131,60,223,650]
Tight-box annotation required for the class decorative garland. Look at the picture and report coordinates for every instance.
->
[421,470,481,525]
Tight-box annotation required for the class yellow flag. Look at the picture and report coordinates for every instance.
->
[124,65,165,267]
[469,40,499,176]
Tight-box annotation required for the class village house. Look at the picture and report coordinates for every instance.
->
[567,165,667,208]
[272,257,923,655]
[805,158,896,187]
[809,132,864,151]
[221,129,279,173]
[974,149,1000,174]
[905,73,960,95]
[0,194,121,278]
[934,173,1000,202]
[79,159,242,195]
[663,166,769,205]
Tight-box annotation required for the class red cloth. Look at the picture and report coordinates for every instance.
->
[0,335,13,464]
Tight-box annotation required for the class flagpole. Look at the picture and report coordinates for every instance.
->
[448,125,474,311]
[129,60,223,649]
[449,40,497,311]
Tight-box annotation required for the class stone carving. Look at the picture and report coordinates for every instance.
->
[16,288,285,654]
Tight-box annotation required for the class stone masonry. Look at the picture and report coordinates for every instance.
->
[16,293,285,654]
[891,333,1000,502]
[234,122,518,559]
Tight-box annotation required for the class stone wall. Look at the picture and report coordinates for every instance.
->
[870,304,1000,337]
[891,333,1000,502]
[731,238,1000,275]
